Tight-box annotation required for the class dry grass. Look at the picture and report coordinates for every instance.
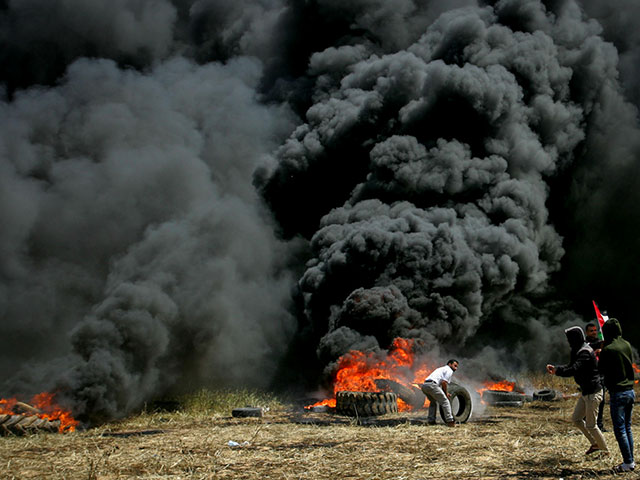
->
[1,383,638,480]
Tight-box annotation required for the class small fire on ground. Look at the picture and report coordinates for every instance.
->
[477,380,518,395]
[0,393,78,433]
[306,338,434,412]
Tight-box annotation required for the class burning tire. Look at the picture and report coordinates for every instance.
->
[374,379,425,409]
[482,390,526,404]
[439,383,472,423]
[0,414,60,435]
[335,391,398,416]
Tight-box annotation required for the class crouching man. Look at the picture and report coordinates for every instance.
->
[421,359,459,427]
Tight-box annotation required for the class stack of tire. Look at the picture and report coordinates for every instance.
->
[335,383,473,424]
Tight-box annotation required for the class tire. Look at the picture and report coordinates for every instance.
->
[533,389,557,401]
[335,391,398,417]
[375,379,425,409]
[231,407,263,418]
[482,390,526,404]
[439,383,473,423]
[0,414,60,435]
[491,401,523,407]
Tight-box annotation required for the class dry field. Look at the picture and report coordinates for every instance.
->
[1,382,639,480]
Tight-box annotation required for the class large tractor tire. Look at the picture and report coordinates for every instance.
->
[335,391,398,417]
[0,414,60,435]
[439,383,473,423]
[374,379,425,409]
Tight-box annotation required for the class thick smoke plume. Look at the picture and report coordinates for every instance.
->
[2,0,640,419]
[256,0,640,380]
[1,42,302,418]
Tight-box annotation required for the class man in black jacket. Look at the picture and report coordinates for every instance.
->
[547,326,608,455]
[586,322,606,432]
[599,318,635,473]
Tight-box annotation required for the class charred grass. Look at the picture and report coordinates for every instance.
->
[1,382,637,479]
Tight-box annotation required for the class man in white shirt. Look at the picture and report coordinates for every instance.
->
[421,359,459,427]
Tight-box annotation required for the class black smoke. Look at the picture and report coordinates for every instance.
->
[2,0,640,420]
[256,0,640,381]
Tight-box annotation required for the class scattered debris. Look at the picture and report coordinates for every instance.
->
[228,440,250,447]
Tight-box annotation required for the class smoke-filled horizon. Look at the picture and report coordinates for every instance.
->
[2,0,640,421]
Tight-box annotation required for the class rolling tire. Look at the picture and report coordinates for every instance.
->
[439,383,472,423]
[335,391,398,417]
[533,389,557,401]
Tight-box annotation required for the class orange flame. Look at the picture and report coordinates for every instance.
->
[306,338,434,412]
[0,393,78,433]
[477,380,516,395]
[633,363,640,384]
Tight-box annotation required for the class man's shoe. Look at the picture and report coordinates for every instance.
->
[612,462,635,473]
[586,445,607,455]
[446,421,457,427]
[427,420,436,425]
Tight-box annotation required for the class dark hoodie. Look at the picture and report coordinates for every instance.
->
[599,318,635,393]
[555,326,602,395]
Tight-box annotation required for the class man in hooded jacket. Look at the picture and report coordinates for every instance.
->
[599,318,635,473]
[585,322,606,432]
[547,326,608,455]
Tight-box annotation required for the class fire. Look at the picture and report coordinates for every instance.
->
[477,380,516,395]
[0,392,78,433]
[633,363,640,384]
[306,338,433,412]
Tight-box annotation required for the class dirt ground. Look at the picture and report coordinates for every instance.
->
[2,394,639,480]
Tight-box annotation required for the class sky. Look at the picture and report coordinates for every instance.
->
[1,0,640,422]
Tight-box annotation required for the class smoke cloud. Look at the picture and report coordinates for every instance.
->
[256,0,640,380]
[2,0,640,419]
[0,50,302,418]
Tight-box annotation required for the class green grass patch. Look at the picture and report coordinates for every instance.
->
[178,388,285,416]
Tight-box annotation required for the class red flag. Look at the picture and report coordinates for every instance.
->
[592,300,608,340]
[592,300,606,328]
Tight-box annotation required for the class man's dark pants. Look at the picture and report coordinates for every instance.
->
[610,389,635,465]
